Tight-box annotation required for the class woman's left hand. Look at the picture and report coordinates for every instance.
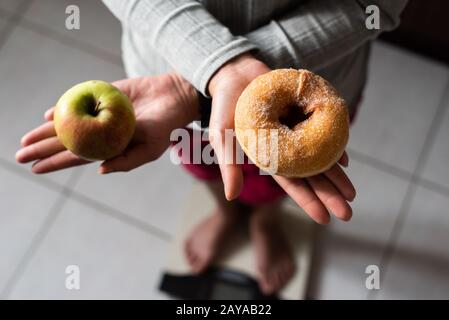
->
[207,54,356,224]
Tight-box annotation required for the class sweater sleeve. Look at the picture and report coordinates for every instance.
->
[244,0,408,70]
[102,0,257,96]
[102,0,408,95]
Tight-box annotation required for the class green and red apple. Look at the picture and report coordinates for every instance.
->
[54,80,136,160]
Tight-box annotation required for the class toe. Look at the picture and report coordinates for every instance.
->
[258,270,272,295]
[282,260,294,279]
[273,271,283,292]
[193,256,211,274]
[192,248,213,274]
[184,239,195,266]
[279,268,290,290]
[263,271,277,295]
[184,240,192,262]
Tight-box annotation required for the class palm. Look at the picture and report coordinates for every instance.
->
[113,76,185,163]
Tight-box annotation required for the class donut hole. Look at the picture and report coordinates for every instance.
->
[278,105,311,130]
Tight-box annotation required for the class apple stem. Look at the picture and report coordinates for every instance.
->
[95,101,101,114]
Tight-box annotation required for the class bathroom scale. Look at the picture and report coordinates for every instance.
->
[159,183,315,300]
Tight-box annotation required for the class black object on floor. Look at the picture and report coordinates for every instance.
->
[159,267,278,300]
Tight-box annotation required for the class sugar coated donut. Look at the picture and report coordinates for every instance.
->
[235,69,349,177]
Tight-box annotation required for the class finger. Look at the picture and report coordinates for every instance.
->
[21,121,56,147]
[338,151,349,167]
[208,131,243,201]
[274,175,330,224]
[219,162,243,201]
[111,78,130,92]
[16,137,65,163]
[324,164,356,201]
[44,107,55,121]
[306,175,352,221]
[99,144,153,173]
[31,150,89,174]
[209,92,243,200]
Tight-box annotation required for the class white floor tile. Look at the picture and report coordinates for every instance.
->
[0,166,61,292]
[308,157,409,299]
[348,42,449,173]
[72,151,195,235]
[8,198,170,299]
[0,15,7,30]
[421,99,449,189]
[0,24,125,184]
[23,0,122,58]
[0,0,23,13]
[377,186,449,299]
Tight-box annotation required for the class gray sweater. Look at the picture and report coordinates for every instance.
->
[102,0,408,110]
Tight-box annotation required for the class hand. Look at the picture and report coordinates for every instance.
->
[208,53,356,223]
[16,73,198,174]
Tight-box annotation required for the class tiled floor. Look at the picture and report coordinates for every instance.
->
[1,1,449,300]
[0,15,7,32]
[8,198,169,299]
[308,159,409,299]
[377,186,449,299]
[0,0,26,14]
[349,42,449,174]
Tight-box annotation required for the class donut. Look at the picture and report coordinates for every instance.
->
[234,69,349,177]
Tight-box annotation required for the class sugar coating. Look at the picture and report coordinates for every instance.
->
[235,69,349,177]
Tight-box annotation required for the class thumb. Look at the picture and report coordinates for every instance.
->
[45,107,55,121]
[99,144,150,173]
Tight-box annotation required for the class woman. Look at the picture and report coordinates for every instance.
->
[16,0,407,294]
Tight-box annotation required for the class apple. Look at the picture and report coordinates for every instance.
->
[54,80,136,160]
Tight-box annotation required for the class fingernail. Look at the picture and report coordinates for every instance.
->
[20,136,27,146]
[319,217,330,225]
[225,190,233,201]
[224,186,235,201]
[99,167,110,174]
[15,150,25,163]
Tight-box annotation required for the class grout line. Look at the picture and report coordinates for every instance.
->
[68,190,173,242]
[10,11,122,67]
[348,148,449,202]
[416,176,449,199]
[0,0,33,52]
[0,158,172,242]
[367,181,417,300]
[408,84,449,181]
[0,170,81,299]
[0,157,74,192]
[348,148,412,181]
[368,78,449,299]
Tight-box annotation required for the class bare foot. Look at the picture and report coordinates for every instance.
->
[184,205,241,274]
[250,203,295,295]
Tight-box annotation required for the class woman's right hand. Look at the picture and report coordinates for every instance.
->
[16,72,199,174]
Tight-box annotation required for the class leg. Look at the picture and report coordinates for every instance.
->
[250,200,295,295]
[184,180,245,273]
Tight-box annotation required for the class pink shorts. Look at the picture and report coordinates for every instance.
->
[174,100,360,205]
